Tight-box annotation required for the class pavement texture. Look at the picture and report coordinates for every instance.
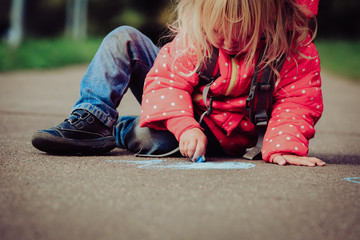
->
[0,65,359,240]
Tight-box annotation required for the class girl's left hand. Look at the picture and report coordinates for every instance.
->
[272,155,326,167]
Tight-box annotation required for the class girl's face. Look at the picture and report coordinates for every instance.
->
[211,30,248,55]
[217,38,243,55]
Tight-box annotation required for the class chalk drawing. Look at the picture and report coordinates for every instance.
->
[106,159,164,168]
[162,162,255,170]
[344,177,360,184]
[105,159,256,170]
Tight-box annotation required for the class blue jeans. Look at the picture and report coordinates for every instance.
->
[72,26,158,128]
[72,26,224,156]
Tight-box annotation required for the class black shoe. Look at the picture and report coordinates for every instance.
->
[32,109,116,154]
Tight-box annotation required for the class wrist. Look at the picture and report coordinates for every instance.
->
[165,116,202,141]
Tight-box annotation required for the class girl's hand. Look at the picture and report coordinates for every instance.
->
[272,154,326,167]
[179,128,207,161]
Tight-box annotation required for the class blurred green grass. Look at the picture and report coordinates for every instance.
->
[0,38,359,82]
[0,37,102,72]
[316,39,360,81]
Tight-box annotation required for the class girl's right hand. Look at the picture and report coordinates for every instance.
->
[179,128,207,161]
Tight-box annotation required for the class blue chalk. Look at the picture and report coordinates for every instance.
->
[196,155,205,163]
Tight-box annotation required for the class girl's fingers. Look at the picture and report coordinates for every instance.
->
[307,157,326,166]
[180,141,206,161]
[282,155,316,166]
[179,141,186,157]
[272,156,287,166]
[192,142,205,162]
[273,155,326,167]
[187,141,197,160]
[179,140,197,159]
[282,155,325,167]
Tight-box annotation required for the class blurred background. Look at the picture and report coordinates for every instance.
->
[0,0,359,80]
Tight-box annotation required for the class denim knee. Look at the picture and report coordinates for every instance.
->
[102,26,142,48]
[110,25,141,37]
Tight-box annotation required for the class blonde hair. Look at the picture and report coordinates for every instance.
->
[169,0,316,76]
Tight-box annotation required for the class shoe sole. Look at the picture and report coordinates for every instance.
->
[32,131,116,155]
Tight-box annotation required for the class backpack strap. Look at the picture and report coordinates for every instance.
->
[197,48,220,124]
[244,54,285,160]
[197,48,220,85]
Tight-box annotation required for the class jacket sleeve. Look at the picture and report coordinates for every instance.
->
[261,41,323,162]
[139,36,201,140]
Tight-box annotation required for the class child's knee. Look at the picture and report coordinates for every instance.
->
[104,26,140,43]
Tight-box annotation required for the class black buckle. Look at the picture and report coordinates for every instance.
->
[67,115,79,125]
[199,75,216,85]
[246,82,259,111]
[255,113,268,126]
[245,93,253,111]
[260,84,271,91]
[206,97,214,116]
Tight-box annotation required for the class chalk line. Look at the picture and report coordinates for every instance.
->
[105,159,256,170]
[344,177,360,184]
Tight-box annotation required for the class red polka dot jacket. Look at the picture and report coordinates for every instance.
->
[139,0,322,162]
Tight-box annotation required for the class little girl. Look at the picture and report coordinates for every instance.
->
[32,0,326,167]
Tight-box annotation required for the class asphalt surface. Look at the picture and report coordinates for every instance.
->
[0,65,359,240]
